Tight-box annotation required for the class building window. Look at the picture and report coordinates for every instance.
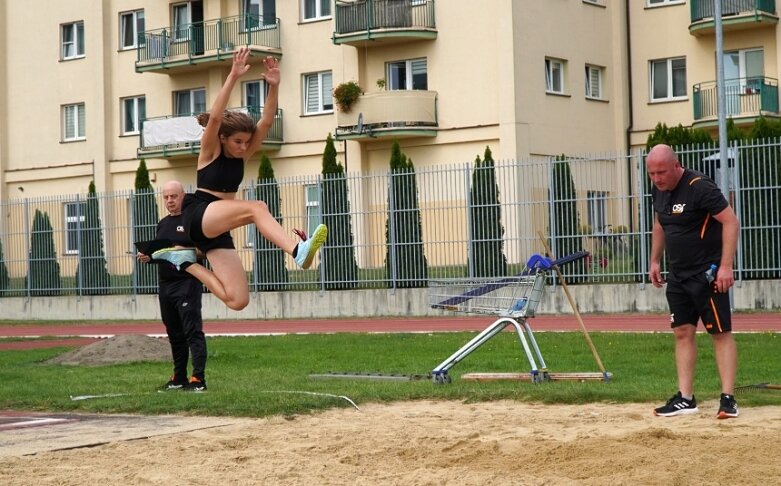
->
[305,185,321,235]
[303,71,333,115]
[120,10,145,49]
[387,58,428,90]
[585,65,603,99]
[587,191,608,235]
[244,80,267,120]
[122,96,146,135]
[64,202,87,255]
[650,57,687,101]
[172,2,192,41]
[243,0,276,29]
[173,88,206,116]
[302,0,330,21]
[545,58,565,94]
[62,103,86,141]
[647,0,685,6]
[61,21,85,60]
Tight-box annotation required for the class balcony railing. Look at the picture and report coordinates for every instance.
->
[335,90,437,140]
[692,77,779,124]
[138,107,283,159]
[136,14,281,73]
[690,0,777,35]
[333,0,436,46]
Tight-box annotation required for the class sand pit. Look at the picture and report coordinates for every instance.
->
[1,399,780,485]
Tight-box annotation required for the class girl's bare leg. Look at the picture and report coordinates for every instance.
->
[201,199,297,254]
[186,249,249,311]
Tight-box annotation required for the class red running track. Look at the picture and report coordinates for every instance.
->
[0,313,778,350]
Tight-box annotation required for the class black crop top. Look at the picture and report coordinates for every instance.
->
[197,152,244,193]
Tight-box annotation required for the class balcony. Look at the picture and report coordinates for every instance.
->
[335,90,437,141]
[689,0,778,36]
[692,77,780,128]
[138,107,283,159]
[136,15,281,74]
[333,0,437,47]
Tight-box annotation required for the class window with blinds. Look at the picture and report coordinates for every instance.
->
[585,65,603,99]
[63,103,86,141]
[304,72,333,114]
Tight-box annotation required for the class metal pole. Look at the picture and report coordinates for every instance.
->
[714,0,729,197]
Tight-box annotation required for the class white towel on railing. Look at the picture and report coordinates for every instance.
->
[142,116,204,146]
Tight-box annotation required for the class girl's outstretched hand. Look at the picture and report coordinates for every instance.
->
[260,56,280,86]
[230,47,251,77]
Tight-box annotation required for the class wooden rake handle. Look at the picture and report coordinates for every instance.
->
[536,230,608,378]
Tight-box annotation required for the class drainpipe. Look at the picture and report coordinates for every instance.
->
[624,0,635,233]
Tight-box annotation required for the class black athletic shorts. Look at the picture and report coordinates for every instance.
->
[665,272,732,334]
[182,190,235,253]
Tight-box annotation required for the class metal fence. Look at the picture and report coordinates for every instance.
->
[1,139,780,297]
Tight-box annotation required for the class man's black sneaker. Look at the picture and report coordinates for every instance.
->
[185,376,207,392]
[653,392,699,416]
[717,393,739,419]
[162,375,188,391]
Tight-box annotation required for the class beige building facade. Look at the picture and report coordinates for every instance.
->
[0,0,778,201]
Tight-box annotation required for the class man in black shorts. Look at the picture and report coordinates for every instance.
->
[647,144,740,419]
[138,180,207,392]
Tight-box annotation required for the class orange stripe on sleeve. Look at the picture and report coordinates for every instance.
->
[689,177,702,185]
[700,213,711,239]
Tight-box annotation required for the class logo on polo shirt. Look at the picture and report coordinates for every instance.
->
[177,225,185,233]
[672,203,686,214]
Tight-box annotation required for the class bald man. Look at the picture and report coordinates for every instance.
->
[647,144,740,419]
[139,180,207,392]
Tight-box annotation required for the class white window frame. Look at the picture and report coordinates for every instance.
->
[172,2,192,42]
[61,21,85,60]
[243,80,267,109]
[62,103,86,142]
[64,201,86,255]
[545,58,565,94]
[585,65,603,99]
[303,71,333,115]
[650,57,687,102]
[587,191,608,235]
[301,0,331,22]
[119,9,145,50]
[305,184,321,235]
[386,58,428,91]
[647,0,685,6]
[122,96,146,136]
[173,88,206,116]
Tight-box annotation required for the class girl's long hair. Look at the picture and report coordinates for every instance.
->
[197,110,256,138]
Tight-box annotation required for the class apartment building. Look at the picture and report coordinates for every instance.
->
[0,0,777,202]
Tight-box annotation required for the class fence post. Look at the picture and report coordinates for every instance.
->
[387,171,398,289]
[636,149,648,290]
[23,198,30,299]
[464,162,474,278]
[546,156,557,289]
[732,139,743,287]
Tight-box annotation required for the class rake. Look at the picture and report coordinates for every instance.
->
[734,382,781,392]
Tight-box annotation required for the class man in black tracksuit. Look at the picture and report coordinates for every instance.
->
[139,180,207,392]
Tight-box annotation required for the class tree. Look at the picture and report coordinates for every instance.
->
[75,181,111,294]
[0,239,10,293]
[469,146,507,278]
[320,134,359,289]
[132,160,159,293]
[550,155,585,282]
[253,153,289,290]
[645,122,712,151]
[385,141,428,287]
[27,209,61,296]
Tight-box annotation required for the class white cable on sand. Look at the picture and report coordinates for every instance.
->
[258,390,360,411]
[70,393,130,401]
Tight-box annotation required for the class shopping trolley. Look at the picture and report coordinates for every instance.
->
[430,252,587,384]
